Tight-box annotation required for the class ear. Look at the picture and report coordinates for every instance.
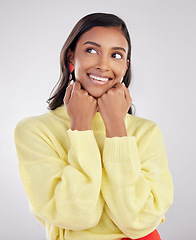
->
[122,59,129,76]
[126,59,130,71]
[67,48,75,65]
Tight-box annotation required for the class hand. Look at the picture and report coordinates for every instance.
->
[64,81,97,131]
[97,83,132,137]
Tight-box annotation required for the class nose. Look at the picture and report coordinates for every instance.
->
[96,54,110,72]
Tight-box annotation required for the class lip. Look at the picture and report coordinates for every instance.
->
[88,73,112,80]
[87,73,113,85]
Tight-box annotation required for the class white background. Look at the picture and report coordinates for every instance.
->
[0,0,196,239]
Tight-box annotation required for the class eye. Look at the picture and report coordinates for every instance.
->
[112,53,122,59]
[86,48,97,54]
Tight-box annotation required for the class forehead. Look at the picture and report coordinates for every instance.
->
[77,26,129,51]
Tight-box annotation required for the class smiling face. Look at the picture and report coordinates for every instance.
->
[68,26,129,98]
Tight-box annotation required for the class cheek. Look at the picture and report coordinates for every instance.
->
[121,61,129,75]
[114,63,127,79]
[74,57,91,77]
[74,63,84,79]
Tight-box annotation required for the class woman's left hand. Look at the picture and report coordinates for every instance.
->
[97,83,132,137]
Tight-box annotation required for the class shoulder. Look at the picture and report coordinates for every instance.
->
[14,106,71,155]
[125,114,166,160]
[126,114,161,135]
[15,105,70,136]
[125,114,164,147]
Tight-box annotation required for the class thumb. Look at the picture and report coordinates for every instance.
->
[64,81,74,105]
[123,84,132,103]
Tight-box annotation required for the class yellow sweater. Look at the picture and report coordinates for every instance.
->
[14,105,173,240]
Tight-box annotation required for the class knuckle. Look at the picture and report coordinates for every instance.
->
[83,91,88,96]
[107,89,113,95]
[97,98,102,104]
[73,89,79,95]
[89,95,94,102]
[116,88,123,95]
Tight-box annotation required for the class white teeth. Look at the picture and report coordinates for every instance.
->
[89,74,110,82]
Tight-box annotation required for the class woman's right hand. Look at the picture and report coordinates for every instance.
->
[64,80,97,131]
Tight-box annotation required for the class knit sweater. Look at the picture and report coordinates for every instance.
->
[14,105,173,240]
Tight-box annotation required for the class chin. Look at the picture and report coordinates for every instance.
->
[82,86,105,98]
[89,91,106,99]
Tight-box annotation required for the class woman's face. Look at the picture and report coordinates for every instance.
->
[68,26,129,98]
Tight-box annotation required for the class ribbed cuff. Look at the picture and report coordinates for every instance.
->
[103,136,138,163]
[67,129,98,154]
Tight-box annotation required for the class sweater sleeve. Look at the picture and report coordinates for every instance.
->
[101,124,173,239]
[14,118,104,230]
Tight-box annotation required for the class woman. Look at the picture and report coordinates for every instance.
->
[14,13,173,240]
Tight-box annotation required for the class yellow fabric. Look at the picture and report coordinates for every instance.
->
[14,105,173,240]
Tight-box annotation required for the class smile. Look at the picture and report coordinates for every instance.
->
[88,74,111,82]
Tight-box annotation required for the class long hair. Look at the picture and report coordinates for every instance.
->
[47,13,135,114]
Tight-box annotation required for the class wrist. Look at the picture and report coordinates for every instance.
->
[71,120,91,131]
[105,120,127,138]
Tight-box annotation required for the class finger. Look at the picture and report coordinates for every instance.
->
[112,82,123,89]
[123,85,132,103]
[113,83,125,96]
[64,83,74,105]
[73,80,81,91]
[107,83,123,94]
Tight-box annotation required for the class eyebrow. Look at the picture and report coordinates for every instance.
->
[83,41,126,53]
